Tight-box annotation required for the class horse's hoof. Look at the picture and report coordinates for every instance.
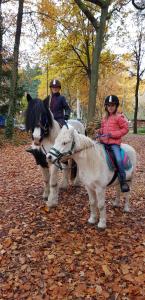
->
[59,184,68,189]
[88,217,97,224]
[123,207,131,213]
[42,193,49,200]
[112,200,120,208]
[97,221,106,229]
[43,197,48,202]
[97,226,106,231]
[46,201,58,208]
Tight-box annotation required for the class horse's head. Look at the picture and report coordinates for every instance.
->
[25,94,53,145]
[47,125,75,164]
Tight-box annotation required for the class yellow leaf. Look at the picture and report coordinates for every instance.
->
[96,284,102,294]
[121,264,130,275]
[74,251,81,255]
[47,254,55,260]
[102,264,112,276]
[41,206,50,213]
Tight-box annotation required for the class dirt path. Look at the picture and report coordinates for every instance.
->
[0,134,145,300]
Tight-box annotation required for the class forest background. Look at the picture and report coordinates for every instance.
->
[0,0,145,137]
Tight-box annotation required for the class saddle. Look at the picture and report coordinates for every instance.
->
[103,144,132,186]
[103,144,132,171]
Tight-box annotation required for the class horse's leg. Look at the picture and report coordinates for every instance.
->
[46,164,59,207]
[73,166,81,186]
[112,184,121,208]
[85,187,97,224]
[70,159,80,186]
[96,186,106,229]
[40,166,50,199]
[59,163,69,189]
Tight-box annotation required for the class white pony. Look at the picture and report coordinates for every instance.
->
[47,125,136,229]
[25,94,85,207]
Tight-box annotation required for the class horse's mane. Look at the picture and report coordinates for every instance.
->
[73,130,106,171]
[25,98,53,132]
[74,130,94,151]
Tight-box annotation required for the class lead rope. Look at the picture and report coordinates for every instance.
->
[41,142,94,170]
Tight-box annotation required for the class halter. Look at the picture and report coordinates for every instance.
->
[38,121,49,141]
[48,139,75,170]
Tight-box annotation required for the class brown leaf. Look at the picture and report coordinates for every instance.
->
[121,264,130,275]
[3,237,12,248]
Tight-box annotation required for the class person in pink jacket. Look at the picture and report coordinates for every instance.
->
[96,95,129,193]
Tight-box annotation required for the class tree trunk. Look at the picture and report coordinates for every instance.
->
[87,6,108,123]
[133,74,140,134]
[5,0,24,138]
[0,0,2,103]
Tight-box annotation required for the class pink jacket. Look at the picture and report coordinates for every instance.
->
[98,113,129,145]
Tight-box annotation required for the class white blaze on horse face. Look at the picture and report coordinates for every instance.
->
[33,127,41,145]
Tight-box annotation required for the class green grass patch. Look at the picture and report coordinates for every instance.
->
[137,127,145,134]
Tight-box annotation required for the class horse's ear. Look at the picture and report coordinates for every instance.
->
[26,93,32,102]
[68,125,75,134]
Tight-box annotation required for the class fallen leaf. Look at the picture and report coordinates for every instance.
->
[102,264,112,276]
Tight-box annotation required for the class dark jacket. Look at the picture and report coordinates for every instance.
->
[44,93,71,126]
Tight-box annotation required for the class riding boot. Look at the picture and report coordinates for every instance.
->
[120,181,130,193]
[118,173,130,193]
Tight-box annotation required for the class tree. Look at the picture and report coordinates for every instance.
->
[0,1,13,114]
[74,0,109,122]
[21,63,41,98]
[131,16,145,133]
[0,0,2,103]
[73,0,130,122]
[5,0,24,138]
[118,12,145,133]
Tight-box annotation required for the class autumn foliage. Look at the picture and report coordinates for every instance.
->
[0,133,145,299]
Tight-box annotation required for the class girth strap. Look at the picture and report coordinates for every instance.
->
[107,170,118,186]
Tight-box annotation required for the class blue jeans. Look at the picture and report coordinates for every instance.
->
[105,144,126,182]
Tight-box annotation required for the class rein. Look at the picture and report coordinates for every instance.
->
[48,139,76,170]
[49,140,94,170]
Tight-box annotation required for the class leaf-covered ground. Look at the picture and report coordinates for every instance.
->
[0,134,145,300]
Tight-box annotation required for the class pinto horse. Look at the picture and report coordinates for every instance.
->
[47,125,136,229]
[25,94,85,207]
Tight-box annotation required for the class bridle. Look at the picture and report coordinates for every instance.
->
[32,118,49,143]
[38,121,49,141]
[48,139,76,170]
[48,137,94,170]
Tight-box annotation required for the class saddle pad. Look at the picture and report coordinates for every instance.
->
[104,146,132,171]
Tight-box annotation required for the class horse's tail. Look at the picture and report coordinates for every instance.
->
[70,159,77,180]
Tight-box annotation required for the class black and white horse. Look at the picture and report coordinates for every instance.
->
[25,94,85,207]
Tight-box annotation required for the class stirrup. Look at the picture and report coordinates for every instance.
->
[120,182,130,193]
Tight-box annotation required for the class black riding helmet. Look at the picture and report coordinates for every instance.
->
[104,95,119,107]
[49,79,61,89]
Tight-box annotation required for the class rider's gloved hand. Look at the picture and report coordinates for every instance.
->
[108,133,112,138]
[64,115,69,120]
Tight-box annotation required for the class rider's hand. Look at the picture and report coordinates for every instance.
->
[64,115,69,120]
[108,133,112,138]
[95,129,100,135]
